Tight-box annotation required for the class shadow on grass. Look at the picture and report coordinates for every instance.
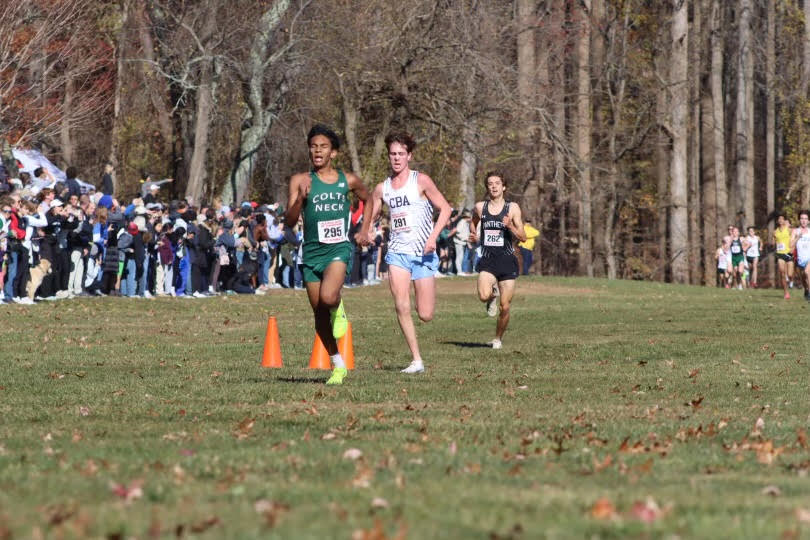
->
[275,376,327,384]
[441,341,492,349]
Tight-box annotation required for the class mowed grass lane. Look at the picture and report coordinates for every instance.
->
[0,277,808,539]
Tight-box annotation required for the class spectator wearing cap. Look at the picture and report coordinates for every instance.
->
[140,172,173,201]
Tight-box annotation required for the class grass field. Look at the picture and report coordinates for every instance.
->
[1,276,810,539]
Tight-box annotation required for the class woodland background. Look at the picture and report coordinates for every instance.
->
[1,0,807,284]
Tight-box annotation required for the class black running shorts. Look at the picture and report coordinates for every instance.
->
[476,254,519,282]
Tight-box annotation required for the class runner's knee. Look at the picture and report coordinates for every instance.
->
[320,289,340,307]
[417,308,434,322]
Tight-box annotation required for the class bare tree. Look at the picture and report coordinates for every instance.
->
[575,0,593,277]
[0,0,111,173]
[222,0,298,205]
[670,0,690,284]
[735,0,754,226]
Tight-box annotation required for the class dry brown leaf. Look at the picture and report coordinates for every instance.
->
[795,508,810,523]
[234,417,255,440]
[589,498,617,520]
[254,500,290,528]
[190,516,220,533]
[370,497,389,510]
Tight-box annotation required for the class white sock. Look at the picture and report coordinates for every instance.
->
[411,358,423,366]
[331,353,345,369]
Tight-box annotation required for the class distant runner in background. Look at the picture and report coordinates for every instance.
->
[470,172,526,350]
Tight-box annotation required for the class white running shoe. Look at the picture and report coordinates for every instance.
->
[490,338,503,350]
[486,297,498,317]
[401,361,425,374]
[144,291,153,299]
[17,297,34,305]
[192,291,206,298]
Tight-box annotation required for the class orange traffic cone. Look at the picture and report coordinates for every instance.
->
[309,332,331,370]
[309,323,355,370]
[261,317,283,368]
[338,322,355,370]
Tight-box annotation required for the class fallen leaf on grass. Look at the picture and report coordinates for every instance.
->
[352,519,407,540]
[761,485,781,497]
[78,406,91,417]
[798,428,808,449]
[688,368,700,379]
[322,432,337,441]
[109,479,143,504]
[190,516,220,533]
[371,497,389,510]
[254,500,289,527]
[589,498,617,520]
[795,508,810,523]
[343,448,363,461]
[233,417,255,440]
[592,454,612,473]
[629,497,669,523]
[352,463,375,488]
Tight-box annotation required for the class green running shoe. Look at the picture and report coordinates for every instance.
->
[326,367,348,385]
[331,299,348,339]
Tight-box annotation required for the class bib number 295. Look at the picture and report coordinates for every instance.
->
[318,219,345,244]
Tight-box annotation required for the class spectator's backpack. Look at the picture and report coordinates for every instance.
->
[117,230,133,250]
[158,235,174,265]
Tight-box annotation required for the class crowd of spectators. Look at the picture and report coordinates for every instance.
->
[0,167,342,303]
[0,165,537,305]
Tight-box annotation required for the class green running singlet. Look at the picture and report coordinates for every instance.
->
[301,170,352,281]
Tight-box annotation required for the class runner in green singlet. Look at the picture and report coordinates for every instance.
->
[285,125,373,385]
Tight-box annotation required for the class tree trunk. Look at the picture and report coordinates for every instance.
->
[701,90,717,286]
[138,0,174,157]
[735,0,754,226]
[60,72,75,167]
[576,0,593,277]
[341,95,362,177]
[222,0,291,205]
[656,87,669,281]
[710,0,728,241]
[670,0,689,284]
[459,123,477,210]
[688,0,702,284]
[803,0,810,208]
[185,60,215,206]
[766,0,775,286]
[108,0,130,195]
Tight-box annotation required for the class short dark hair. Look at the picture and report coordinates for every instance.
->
[65,166,77,179]
[385,132,416,153]
[33,167,44,178]
[800,210,810,220]
[484,171,505,185]
[307,124,340,150]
